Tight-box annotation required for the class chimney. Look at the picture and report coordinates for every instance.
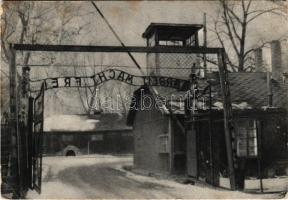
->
[267,72,273,107]
[271,40,283,81]
[254,48,263,72]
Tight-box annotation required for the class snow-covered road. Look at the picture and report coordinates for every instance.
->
[26,155,285,199]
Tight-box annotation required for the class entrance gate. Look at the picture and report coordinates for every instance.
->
[5,43,237,197]
[32,83,45,193]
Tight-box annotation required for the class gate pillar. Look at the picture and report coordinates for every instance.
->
[8,44,22,197]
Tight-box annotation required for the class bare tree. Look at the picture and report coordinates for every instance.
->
[1,1,93,114]
[71,53,135,114]
[2,2,93,70]
[211,0,286,71]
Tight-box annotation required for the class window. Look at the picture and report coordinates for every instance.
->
[235,120,258,157]
[91,134,103,141]
[148,34,155,46]
[122,132,133,137]
[186,35,196,46]
[158,40,183,46]
[62,135,73,142]
[158,134,170,153]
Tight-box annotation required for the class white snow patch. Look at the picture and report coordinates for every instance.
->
[44,115,99,132]
[213,102,252,110]
[27,181,86,199]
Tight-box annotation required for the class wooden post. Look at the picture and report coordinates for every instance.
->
[169,117,174,174]
[217,49,237,190]
[256,121,264,193]
[203,13,207,77]
[20,61,31,192]
[88,141,90,155]
[208,83,214,186]
[267,72,273,107]
[27,97,34,189]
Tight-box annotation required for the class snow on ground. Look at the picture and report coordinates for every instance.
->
[220,177,288,193]
[27,155,286,199]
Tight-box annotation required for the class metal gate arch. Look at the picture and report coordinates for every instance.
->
[7,43,238,196]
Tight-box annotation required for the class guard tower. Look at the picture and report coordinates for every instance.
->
[143,23,203,79]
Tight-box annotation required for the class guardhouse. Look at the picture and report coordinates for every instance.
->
[143,23,203,78]
[128,23,288,190]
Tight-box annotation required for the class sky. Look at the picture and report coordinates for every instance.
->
[2,1,287,116]
[75,1,288,71]
[46,0,287,115]
[80,1,288,46]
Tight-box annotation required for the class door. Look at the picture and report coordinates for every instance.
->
[32,83,45,193]
[186,124,198,177]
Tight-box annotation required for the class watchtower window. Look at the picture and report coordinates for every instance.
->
[186,35,196,46]
[159,40,183,46]
[143,23,203,47]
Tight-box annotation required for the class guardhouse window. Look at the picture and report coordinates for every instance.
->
[143,23,203,47]
[158,134,169,154]
[186,35,196,46]
[235,120,258,157]
[62,135,73,142]
[91,134,103,141]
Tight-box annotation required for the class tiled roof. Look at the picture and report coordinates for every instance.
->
[155,72,288,109]
[127,72,288,125]
[216,72,288,109]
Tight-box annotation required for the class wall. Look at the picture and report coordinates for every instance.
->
[158,53,200,79]
[42,130,133,156]
[261,113,287,176]
[146,53,156,75]
[146,53,199,79]
[171,116,186,174]
[193,120,224,185]
[133,106,170,174]
[211,111,287,178]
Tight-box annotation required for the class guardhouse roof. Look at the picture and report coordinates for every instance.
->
[142,23,203,40]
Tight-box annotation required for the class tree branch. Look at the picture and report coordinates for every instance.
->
[214,20,238,71]
[247,8,281,23]
[226,9,241,41]
[221,0,242,24]
[221,6,240,56]
[245,0,252,13]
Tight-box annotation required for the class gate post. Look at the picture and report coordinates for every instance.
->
[20,64,31,193]
[8,44,23,197]
[27,97,34,189]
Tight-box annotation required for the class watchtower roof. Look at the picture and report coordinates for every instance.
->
[142,23,203,40]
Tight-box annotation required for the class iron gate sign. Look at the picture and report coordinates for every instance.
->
[32,82,44,193]
[30,69,190,91]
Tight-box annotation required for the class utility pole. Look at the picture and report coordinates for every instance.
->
[91,1,143,72]
[203,13,207,77]
[217,49,237,190]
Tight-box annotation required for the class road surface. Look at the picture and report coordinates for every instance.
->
[26,155,284,199]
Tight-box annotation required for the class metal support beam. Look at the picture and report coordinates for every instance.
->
[13,44,222,54]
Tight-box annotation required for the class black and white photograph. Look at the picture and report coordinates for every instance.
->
[1,0,288,199]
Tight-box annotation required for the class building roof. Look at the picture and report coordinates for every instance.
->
[44,113,132,132]
[142,23,203,40]
[215,72,288,108]
[127,72,288,125]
